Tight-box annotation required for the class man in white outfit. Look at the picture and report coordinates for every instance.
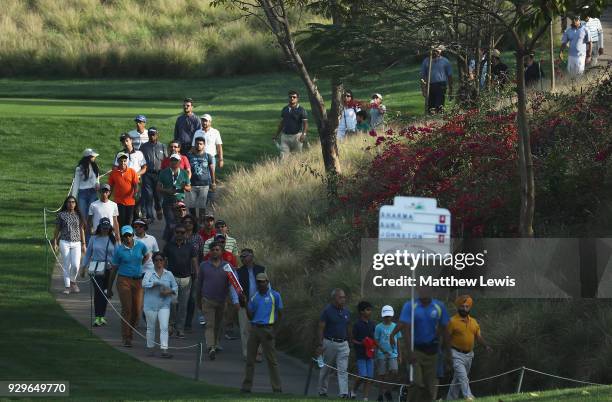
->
[560,15,592,76]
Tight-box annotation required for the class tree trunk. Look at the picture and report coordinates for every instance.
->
[515,50,535,237]
[320,80,342,174]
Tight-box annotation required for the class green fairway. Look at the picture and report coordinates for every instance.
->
[0,67,423,399]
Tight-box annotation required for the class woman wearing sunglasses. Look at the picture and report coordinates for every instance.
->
[143,252,178,358]
[108,225,150,347]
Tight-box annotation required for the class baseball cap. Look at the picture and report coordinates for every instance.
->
[205,213,215,220]
[148,127,158,135]
[491,49,501,58]
[120,225,134,235]
[215,219,226,227]
[116,152,129,160]
[100,184,111,191]
[381,305,394,317]
[133,219,147,229]
[372,93,383,100]
[214,234,226,241]
[170,153,181,160]
[433,45,445,52]
[82,148,99,158]
[175,201,186,208]
[98,217,112,229]
[255,272,269,281]
[119,132,130,141]
[200,113,212,121]
[134,114,147,123]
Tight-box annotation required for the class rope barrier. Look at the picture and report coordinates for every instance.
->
[313,359,608,389]
[90,275,200,350]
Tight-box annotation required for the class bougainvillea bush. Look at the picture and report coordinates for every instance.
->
[338,70,612,237]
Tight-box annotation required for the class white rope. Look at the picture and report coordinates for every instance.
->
[44,169,111,213]
[45,236,90,284]
[90,277,200,350]
[524,367,607,387]
[314,359,608,389]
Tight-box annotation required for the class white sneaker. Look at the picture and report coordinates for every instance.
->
[63,288,70,295]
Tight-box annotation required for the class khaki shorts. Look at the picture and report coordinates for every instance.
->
[376,357,399,376]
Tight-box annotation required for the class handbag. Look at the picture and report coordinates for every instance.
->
[88,236,111,275]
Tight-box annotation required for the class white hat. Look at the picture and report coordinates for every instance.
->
[381,305,394,317]
[372,93,383,100]
[83,148,99,158]
[491,49,501,58]
[170,153,182,160]
[200,113,212,121]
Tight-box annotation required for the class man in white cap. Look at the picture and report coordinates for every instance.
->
[369,93,386,131]
[374,305,402,402]
[192,114,224,168]
[560,15,592,76]
[128,114,149,150]
[421,46,453,114]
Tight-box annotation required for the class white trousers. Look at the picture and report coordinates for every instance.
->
[318,338,350,396]
[145,308,170,350]
[59,240,81,288]
[567,55,586,76]
[446,349,474,400]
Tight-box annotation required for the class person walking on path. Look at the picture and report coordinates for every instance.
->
[133,219,159,274]
[143,252,178,358]
[161,141,192,177]
[204,220,239,257]
[374,305,402,402]
[139,127,168,223]
[157,153,191,241]
[240,272,283,394]
[182,215,205,332]
[88,184,120,241]
[174,97,202,152]
[197,241,239,360]
[82,217,116,326]
[446,295,492,401]
[390,289,450,402]
[198,214,216,241]
[108,152,139,227]
[560,15,592,76]
[192,114,224,168]
[71,148,100,232]
[273,90,308,158]
[114,133,148,177]
[108,225,151,347]
[163,224,198,338]
[316,288,351,398]
[421,46,453,114]
[350,301,377,400]
[582,7,604,67]
[237,249,266,361]
[186,137,215,220]
[128,114,149,150]
[53,196,87,295]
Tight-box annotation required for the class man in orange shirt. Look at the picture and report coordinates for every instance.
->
[446,295,492,401]
[108,153,139,227]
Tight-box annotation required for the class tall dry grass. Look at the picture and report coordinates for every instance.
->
[220,136,375,356]
[0,0,303,77]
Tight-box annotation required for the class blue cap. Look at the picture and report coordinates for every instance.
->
[134,115,147,123]
[120,225,134,235]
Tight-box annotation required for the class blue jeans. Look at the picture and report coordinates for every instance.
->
[78,188,98,241]
[141,172,161,222]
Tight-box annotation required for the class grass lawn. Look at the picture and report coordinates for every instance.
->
[0,66,423,400]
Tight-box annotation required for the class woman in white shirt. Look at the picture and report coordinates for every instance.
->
[337,89,359,141]
[71,148,100,224]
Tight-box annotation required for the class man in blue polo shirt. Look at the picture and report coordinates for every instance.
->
[240,272,283,393]
[391,289,450,402]
[316,288,351,398]
[108,225,150,347]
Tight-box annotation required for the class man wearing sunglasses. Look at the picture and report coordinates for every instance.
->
[273,90,308,159]
[88,184,120,240]
[163,224,198,338]
[157,154,191,241]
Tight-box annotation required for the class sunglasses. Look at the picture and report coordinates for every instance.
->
[123,233,133,237]
[289,95,298,98]
[239,254,250,258]
[344,94,352,97]
[175,230,186,234]
[256,280,268,284]
[133,224,144,228]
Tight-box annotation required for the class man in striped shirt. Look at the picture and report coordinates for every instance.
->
[582,8,604,66]
[204,220,238,256]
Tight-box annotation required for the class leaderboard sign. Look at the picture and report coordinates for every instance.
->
[378,196,451,255]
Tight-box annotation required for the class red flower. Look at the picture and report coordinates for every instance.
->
[369,129,377,137]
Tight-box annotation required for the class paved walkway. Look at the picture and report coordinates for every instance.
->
[50,216,337,396]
